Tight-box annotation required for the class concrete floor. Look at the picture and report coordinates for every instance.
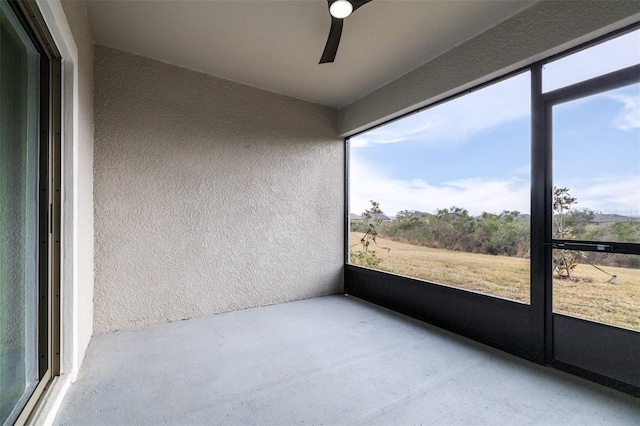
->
[55,295,640,425]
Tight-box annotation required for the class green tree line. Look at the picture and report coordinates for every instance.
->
[352,204,640,269]
[355,207,530,257]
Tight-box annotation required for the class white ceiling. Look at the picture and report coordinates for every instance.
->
[84,0,537,109]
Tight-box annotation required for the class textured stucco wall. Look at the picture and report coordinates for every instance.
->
[60,0,94,365]
[339,0,640,135]
[93,46,342,334]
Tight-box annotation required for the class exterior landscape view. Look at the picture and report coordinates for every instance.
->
[348,30,640,332]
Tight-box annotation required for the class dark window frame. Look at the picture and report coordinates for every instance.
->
[345,23,640,396]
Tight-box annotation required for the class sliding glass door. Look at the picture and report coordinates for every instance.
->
[1,0,60,423]
[0,1,41,422]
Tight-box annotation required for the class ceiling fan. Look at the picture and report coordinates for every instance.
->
[320,0,373,64]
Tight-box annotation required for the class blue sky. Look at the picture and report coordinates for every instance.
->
[350,30,640,217]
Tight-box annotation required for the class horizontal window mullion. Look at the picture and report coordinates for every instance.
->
[543,64,640,105]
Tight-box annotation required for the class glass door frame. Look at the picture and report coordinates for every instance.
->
[7,0,62,423]
[531,62,640,393]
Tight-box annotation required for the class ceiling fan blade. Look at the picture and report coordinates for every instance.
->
[351,0,373,13]
[319,17,343,64]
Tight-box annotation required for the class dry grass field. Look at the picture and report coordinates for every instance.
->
[350,232,640,331]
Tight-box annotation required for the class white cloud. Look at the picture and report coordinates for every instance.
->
[351,121,432,148]
[349,158,530,217]
[609,93,640,131]
[351,159,640,218]
[350,72,530,149]
[565,176,640,216]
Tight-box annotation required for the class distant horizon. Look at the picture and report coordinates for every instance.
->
[349,209,640,220]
